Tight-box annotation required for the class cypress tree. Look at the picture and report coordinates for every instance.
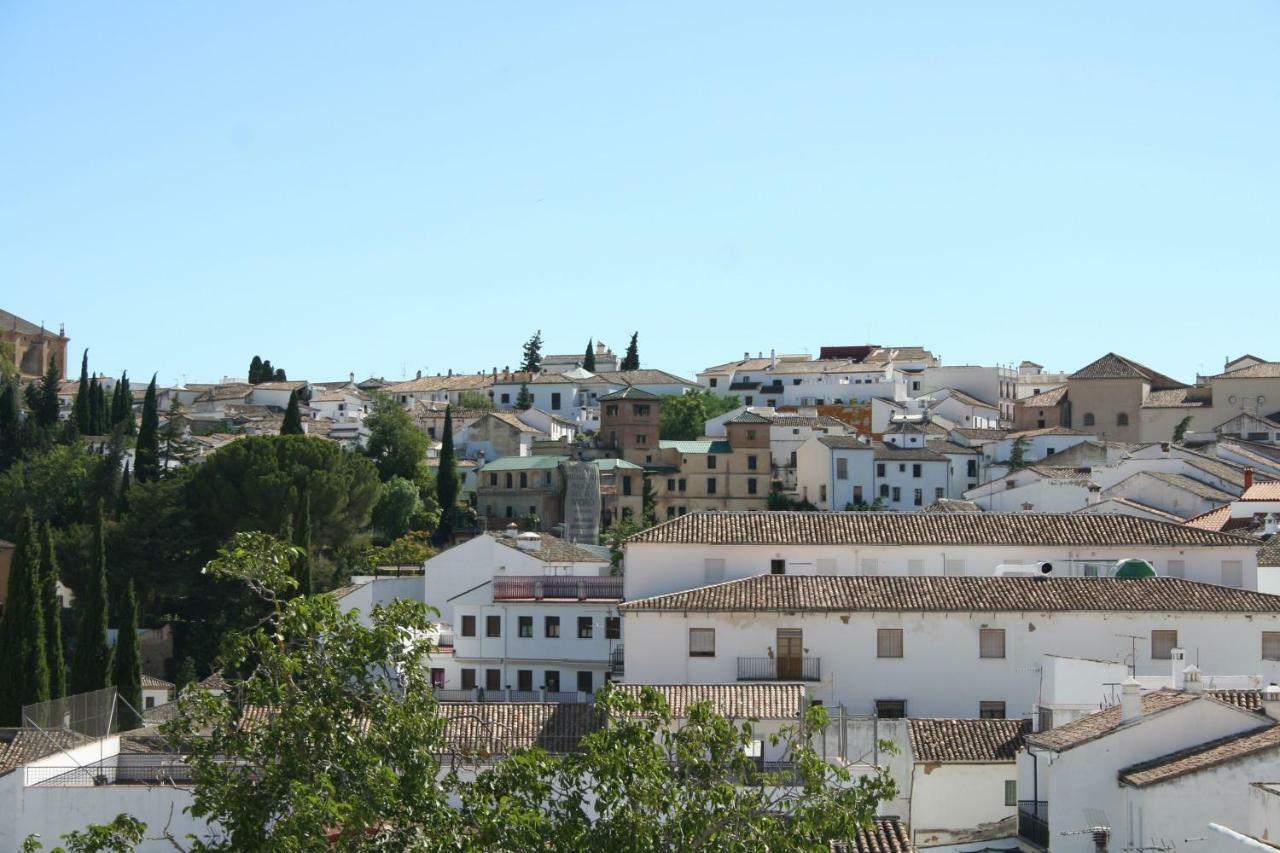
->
[520,330,543,374]
[0,379,20,471]
[116,462,132,516]
[433,406,459,547]
[248,355,263,385]
[70,503,112,696]
[176,657,198,690]
[281,390,304,435]
[621,332,640,371]
[260,360,274,384]
[0,513,50,724]
[294,492,313,595]
[41,523,66,700]
[36,356,61,429]
[515,382,533,411]
[73,350,91,434]
[119,372,135,436]
[87,375,101,435]
[95,377,110,434]
[112,580,142,731]
[583,340,596,372]
[135,375,160,482]
[274,368,287,381]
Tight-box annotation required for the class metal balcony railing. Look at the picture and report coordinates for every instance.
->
[432,688,594,704]
[1017,800,1049,848]
[609,645,625,676]
[29,758,196,787]
[492,576,624,601]
[736,657,821,682]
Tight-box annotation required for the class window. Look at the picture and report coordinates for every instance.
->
[979,628,1006,659]
[879,484,889,498]
[606,616,621,639]
[1116,413,1129,426]
[666,506,676,518]
[934,487,944,501]
[689,628,716,657]
[488,473,497,486]
[461,615,476,637]
[709,377,718,388]
[1264,632,1280,661]
[967,459,977,477]
[876,700,907,719]
[1083,413,1095,427]
[861,558,879,576]
[1005,780,1017,808]
[790,450,797,467]
[145,696,155,709]
[1152,630,1178,660]
[500,393,510,404]
[876,463,886,477]
[605,404,619,417]
[577,671,593,693]
[912,463,922,478]
[748,454,758,471]
[891,486,901,502]
[899,464,906,473]
[707,455,718,470]
[678,478,687,492]
[835,457,848,480]
[461,669,477,689]
[550,392,561,410]
[748,478,759,495]
[707,478,717,495]
[853,485,863,505]
[877,628,903,658]
[517,669,533,691]
[518,616,533,638]
[746,430,757,441]
[430,668,445,688]
[578,617,593,639]
[505,473,513,488]
[634,404,650,417]
[667,478,676,490]
[913,488,923,506]
[545,616,560,638]
[793,378,802,385]
[980,701,1006,719]
[622,475,632,496]
[544,670,560,692]
[636,433,648,445]
[485,669,501,691]
[1167,560,1185,579]
[519,472,528,488]
[485,615,502,637]
[945,559,966,576]
[820,484,827,502]
[745,396,753,405]
[1222,561,1244,587]
[705,558,725,582]
[771,559,786,575]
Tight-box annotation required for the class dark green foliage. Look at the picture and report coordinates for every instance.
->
[455,390,494,411]
[39,523,66,700]
[70,504,112,696]
[659,390,741,440]
[134,375,160,482]
[520,329,543,373]
[768,482,819,511]
[112,581,142,730]
[160,397,199,468]
[260,360,274,383]
[621,331,640,371]
[35,356,62,429]
[281,391,304,435]
[176,657,198,690]
[73,350,90,434]
[0,513,50,724]
[0,442,102,533]
[432,406,458,547]
[515,381,533,411]
[114,372,135,435]
[1008,436,1030,470]
[0,378,20,471]
[642,475,656,525]
[294,492,313,596]
[364,395,428,481]
[274,368,286,381]
[1174,415,1193,443]
[95,377,110,435]
[373,477,422,542]
[582,339,596,372]
[248,356,264,385]
[116,461,131,516]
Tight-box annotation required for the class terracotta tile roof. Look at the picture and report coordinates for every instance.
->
[1214,362,1280,380]
[1018,386,1068,407]
[492,532,608,564]
[612,684,804,720]
[627,511,1259,547]
[909,718,1031,763]
[141,674,175,689]
[1009,426,1087,439]
[953,428,1009,441]
[1085,497,1185,524]
[1181,455,1248,489]
[599,386,661,401]
[1210,689,1263,711]
[922,499,983,513]
[596,369,696,387]
[724,410,774,424]
[935,388,997,410]
[830,817,916,853]
[1027,691,1201,751]
[819,435,871,450]
[619,575,1280,616]
[1135,471,1237,503]
[481,411,543,434]
[1244,481,1280,501]
[251,380,309,391]
[1142,387,1212,409]
[0,309,63,337]
[436,702,603,755]
[1119,724,1280,787]
[872,442,948,462]
[1260,537,1280,568]
[699,357,776,376]
[866,346,934,364]
[1070,353,1186,390]
[0,728,93,775]
[196,383,253,402]
[1027,466,1095,483]
[199,671,233,692]
[761,414,851,429]
[383,374,493,393]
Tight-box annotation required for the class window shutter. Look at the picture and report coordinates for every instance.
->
[689,628,716,657]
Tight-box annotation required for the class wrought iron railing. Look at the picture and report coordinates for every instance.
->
[432,688,593,704]
[736,657,821,682]
[492,576,623,601]
[609,645,625,676]
[1018,800,1049,848]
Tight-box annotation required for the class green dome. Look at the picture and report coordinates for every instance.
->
[1115,558,1156,578]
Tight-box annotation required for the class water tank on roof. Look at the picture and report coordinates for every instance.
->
[1114,558,1156,578]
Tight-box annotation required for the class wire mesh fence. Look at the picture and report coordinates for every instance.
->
[23,687,123,737]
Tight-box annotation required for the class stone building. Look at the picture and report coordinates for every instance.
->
[2,309,68,380]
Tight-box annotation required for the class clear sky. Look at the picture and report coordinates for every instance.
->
[2,2,1277,387]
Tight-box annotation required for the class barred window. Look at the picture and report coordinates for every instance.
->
[1152,630,1178,660]
[689,628,716,657]
[979,628,1006,659]
[1263,632,1280,661]
[877,629,903,659]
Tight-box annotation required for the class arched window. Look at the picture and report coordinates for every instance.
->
[519,472,528,488]
[1083,413,1095,427]
[1117,413,1129,427]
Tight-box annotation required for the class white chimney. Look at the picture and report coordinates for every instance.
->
[1265,514,1279,537]
[1171,648,1186,690]
[1120,677,1142,722]
[770,348,777,369]
[1184,664,1203,694]
[504,523,519,539]
[1262,684,1280,720]
[516,532,541,551]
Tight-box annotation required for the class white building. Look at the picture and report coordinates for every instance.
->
[705,407,854,491]
[1015,361,1070,400]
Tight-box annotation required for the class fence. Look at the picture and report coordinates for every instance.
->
[23,687,124,738]
[433,688,593,704]
[492,576,624,601]
[736,657,822,682]
[29,756,196,788]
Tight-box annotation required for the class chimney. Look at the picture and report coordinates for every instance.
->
[1245,467,1255,491]
[504,523,519,539]
[1265,514,1278,537]
[447,369,453,378]
[743,351,749,362]
[415,369,422,380]
[349,371,355,383]
[1262,684,1280,720]
[1120,676,1142,722]
[1171,648,1186,690]
[1184,664,1203,694]
[1092,827,1110,853]
[770,348,777,369]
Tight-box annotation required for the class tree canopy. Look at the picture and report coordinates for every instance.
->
[364,395,428,482]
[621,332,640,371]
[659,390,741,441]
[520,330,544,373]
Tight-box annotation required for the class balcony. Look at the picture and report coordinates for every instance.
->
[492,576,624,601]
[737,656,821,682]
[1018,800,1049,848]
[609,645,625,676]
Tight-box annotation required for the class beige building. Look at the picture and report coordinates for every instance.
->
[2,309,68,381]
[1065,353,1187,443]
[649,412,771,519]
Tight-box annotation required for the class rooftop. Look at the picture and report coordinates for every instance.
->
[1025,690,1200,751]
[658,440,734,455]
[829,818,916,853]
[908,718,1031,763]
[491,532,609,564]
[436,702,603,755]
[1018,386,1068,407]
[599,386,661,401]
[611,684,805,720]
[478,455,568,472]
[1070,353,1186,390]
[1119,724,1280,788]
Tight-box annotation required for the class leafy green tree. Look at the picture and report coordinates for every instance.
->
[134,375,160,482]
[373,476,423,541]
[0,512,50,724]
[111,580,142,730]
[1173,415,1193,443]
[364,394,429,481]
[433,406,458,546]
[455,390,495,411]
[21,813,146,853]
[112,372,134,436]
[0,442,101,533]
[621,331,640,371]
[88,376,102,435]
[603,516,646,574]
[1008,435,1030,470]
[515,381,533,411]
[659,390,741,440]
[582,339,596,372]
[274,368,287,381]
[41,522,66,699]
[175,656,198,690]
[159,397,199,469]
[73,350,91,434]
[280,390,304,435]
[641,475,656,526]
[115,461,131,516]
[70,503,112,696]
[520,329,544,373]
[248,355,263,385]
[0,339,14,383]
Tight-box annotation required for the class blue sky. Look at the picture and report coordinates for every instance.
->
[2,2,1277,386]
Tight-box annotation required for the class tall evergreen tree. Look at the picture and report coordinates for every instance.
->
[294,492,313,595]
[433,406,459,547]
[160,397,199,469]
[260,359,274,384]
[274,368,287,381]
[135,374,160,482]
[0,512,50,724]
[112,580,143,731]
[95,377,111,434]
[36,356,62,429]
[116,461,132,516]
[248,355,264,385]
[583,340,596,372]
[175,656,198,690]
[111,371,135,435]
[70,503,112,696]
[0,379,20,471]
[515,382,533,411]
[41,522,66,700]
[520,330,544,374]
[281,390,304,435]
[621,332,640,371]
[87,375,101,435]
[73,350,91,434]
